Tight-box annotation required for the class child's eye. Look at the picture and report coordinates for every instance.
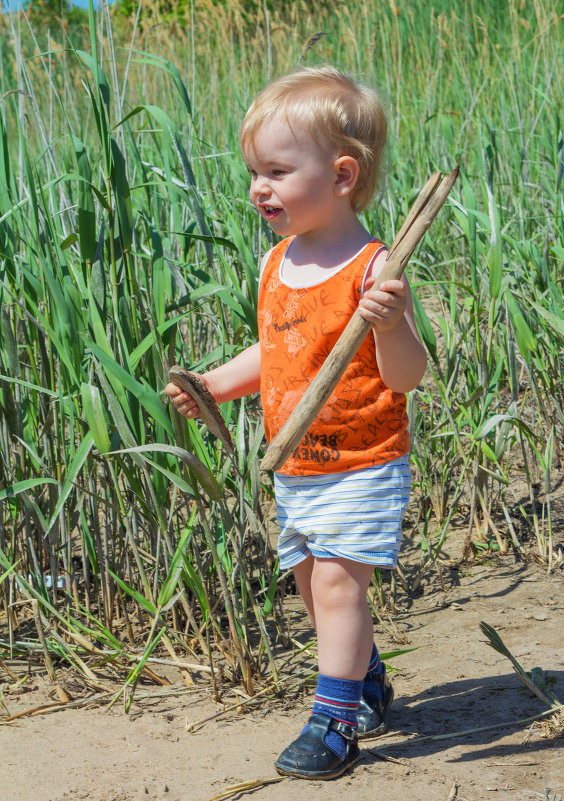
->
[272,169,285,177]
[247,168,257,178]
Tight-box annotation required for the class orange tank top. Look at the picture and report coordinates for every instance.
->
[257,237,410,476]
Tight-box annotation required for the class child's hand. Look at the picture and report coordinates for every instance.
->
[358,276,407,334]
[165,381,203,419]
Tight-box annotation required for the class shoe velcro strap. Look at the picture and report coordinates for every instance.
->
[330,719,357,741]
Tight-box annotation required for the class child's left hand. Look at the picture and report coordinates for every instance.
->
[358,275,407,334]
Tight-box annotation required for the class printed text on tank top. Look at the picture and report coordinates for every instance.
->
[257,236,410,476]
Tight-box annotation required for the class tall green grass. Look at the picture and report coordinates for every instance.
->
[0,0,562,691]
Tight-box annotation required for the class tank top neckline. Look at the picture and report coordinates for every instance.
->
[277,235,382,290]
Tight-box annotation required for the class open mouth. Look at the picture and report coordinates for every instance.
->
[262,205,282,220]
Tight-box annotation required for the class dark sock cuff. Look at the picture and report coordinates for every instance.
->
[312,673,363,725]
[366,643,384,678]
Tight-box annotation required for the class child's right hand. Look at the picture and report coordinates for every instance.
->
[165,381,203,419]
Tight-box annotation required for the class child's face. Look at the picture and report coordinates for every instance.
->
[245,116,344,239]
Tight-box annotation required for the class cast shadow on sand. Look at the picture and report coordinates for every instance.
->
[360,670,563,766]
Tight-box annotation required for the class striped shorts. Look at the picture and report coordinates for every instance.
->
[274,456,411,569]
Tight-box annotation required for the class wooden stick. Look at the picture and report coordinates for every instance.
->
[260,167,459,472]
[387,171,442,260]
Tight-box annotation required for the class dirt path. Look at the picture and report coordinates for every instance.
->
[2,543,563,801]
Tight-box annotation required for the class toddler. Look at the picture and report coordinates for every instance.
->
[166,66,427,780]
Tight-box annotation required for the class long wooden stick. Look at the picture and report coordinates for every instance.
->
[260,167,459,472]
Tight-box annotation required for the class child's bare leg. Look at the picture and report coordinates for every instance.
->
[274,556,375,778]
[310,557,374,680]
[293,555,316,629]
[309,557,394,739]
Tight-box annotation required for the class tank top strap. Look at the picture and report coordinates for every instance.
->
[259,236,295,287]
[359,241,389,295]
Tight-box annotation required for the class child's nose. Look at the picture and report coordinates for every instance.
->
[253,173,271,196]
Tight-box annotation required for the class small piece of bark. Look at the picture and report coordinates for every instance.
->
[446,781,459,801]
[169,366,234,455]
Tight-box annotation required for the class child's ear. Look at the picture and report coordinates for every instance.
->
[333,155,360,197]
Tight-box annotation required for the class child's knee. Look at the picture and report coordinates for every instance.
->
[311,560,365,609]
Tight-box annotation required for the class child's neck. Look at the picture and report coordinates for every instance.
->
[288,213,372,271]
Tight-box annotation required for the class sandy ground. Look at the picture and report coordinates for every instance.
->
[1,538,563,801]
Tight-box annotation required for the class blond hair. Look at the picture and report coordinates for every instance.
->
[239,67,387,212]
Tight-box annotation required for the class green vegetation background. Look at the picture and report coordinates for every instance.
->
[0,0,561,690]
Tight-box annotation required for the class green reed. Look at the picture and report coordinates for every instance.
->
[0,0,562,690]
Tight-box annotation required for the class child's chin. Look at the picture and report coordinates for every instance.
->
[268,219,291,235]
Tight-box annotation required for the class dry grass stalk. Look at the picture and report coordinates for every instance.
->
[0,684,203,723]
[208,776,284,801]
[186,669,317,732]
[0,658,19,681]
[298,30,328,62]
[446,780,459,801]
[31,600,57,684]
[369,703,564,751]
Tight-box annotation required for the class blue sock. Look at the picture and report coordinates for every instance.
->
[363,643,385,700]
[303,674,363,760]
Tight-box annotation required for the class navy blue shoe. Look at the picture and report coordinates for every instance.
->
[274,713,360,780]
[356,670,394,739]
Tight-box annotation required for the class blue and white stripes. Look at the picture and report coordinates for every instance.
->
[274,456,411,569]
[313,690,361,724]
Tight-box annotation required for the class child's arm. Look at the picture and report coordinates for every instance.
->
[358,252,427,393]
[165,342,261,419]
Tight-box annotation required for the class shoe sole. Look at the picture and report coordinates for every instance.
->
[274,750,361,781]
